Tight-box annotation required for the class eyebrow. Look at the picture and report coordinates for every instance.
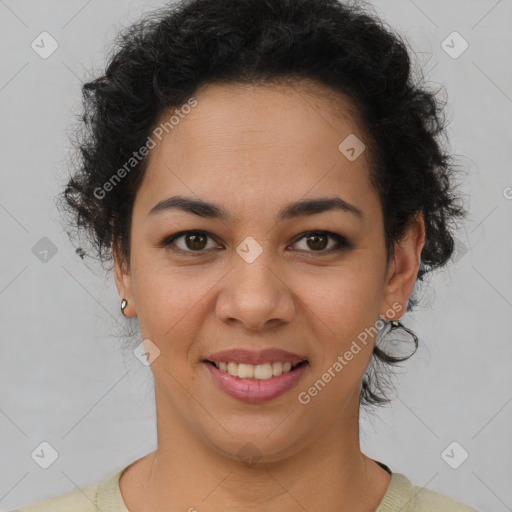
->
[147,195,363,222]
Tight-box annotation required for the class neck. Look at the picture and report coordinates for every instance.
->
[120,391,390,511]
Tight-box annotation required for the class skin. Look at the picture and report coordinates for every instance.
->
[113,80,425,511]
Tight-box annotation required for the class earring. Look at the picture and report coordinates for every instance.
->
[121,298,128,316]
[387,319,419,355]
[390,320,418,343]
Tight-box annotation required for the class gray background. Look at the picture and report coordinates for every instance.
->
[0,0,511,510]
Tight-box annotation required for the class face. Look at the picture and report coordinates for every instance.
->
[114,81,425,462]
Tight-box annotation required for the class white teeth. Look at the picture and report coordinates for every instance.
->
[238,363,254,379]
[254,363,273,380]
[212,361,301,380]
[227,362,238,377]
[272,361,283,376]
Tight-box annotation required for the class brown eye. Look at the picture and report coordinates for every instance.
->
[291,231,351,254]
[162,230,218,253]
[184,232,208,250]
[305,232,329,251]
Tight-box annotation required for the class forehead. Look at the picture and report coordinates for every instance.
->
[157,79,367,155]
[135,80,378,221]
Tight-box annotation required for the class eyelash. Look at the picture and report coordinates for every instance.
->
[159,230,353,256]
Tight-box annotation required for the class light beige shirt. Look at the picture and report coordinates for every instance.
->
[11,463,478,511]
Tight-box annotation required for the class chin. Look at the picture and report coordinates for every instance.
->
[211,434,304,465]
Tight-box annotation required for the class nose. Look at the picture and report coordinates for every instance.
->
[215,249,296,332]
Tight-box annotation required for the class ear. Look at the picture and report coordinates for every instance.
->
[380,212,426,320]
[112,241,136,317]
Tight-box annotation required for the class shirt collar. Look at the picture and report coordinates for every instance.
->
[96,461,414,512]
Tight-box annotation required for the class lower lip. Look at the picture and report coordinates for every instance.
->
[203,362,308,403]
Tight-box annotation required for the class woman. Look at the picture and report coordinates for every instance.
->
[13,0,477,510]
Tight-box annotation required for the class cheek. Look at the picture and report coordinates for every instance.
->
[134,275,196,337]
[299,260,384,374]
[307,261,384,327]
[130,256,221,355]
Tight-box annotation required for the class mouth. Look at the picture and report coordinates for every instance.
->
[202,348,309,403]
[202,347,309,403]
[204,359,308,380]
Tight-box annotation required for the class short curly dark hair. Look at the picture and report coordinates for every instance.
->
[58,0,466,406]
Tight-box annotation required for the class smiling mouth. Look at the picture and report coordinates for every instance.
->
[204,360,308,380]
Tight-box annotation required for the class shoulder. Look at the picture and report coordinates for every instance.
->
[411,483,479,511]
[9,466,127,512]
[9,483,99,512]
[377,472,479,512]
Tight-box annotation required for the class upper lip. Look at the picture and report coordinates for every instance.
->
[204,348,308,366]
